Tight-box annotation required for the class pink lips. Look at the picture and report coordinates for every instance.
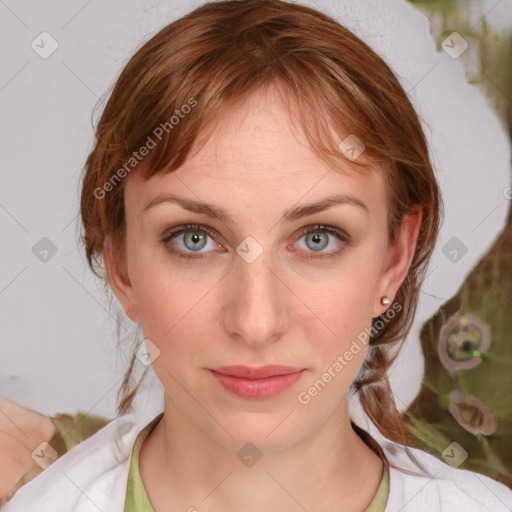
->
[209,365,305,399]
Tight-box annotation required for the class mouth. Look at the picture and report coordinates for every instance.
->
[209,365,306,399]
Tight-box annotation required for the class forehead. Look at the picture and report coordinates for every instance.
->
[125,87,386,217]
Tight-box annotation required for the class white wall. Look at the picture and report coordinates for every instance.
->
[1,0,510,427]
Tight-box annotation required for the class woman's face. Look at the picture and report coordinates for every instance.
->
[108,87,420,451]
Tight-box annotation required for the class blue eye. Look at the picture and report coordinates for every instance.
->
[161,224,219,260]
[294,225,350,260]
[161,223,351,261]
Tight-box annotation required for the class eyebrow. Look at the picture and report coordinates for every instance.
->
[142,193,369,223]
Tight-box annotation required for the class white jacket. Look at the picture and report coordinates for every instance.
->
[3,411,512,512]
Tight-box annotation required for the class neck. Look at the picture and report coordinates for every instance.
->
[139,394,384,512]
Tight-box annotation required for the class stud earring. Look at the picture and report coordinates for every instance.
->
[380,296,390,306]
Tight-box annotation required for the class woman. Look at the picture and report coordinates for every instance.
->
[4,1,512,510]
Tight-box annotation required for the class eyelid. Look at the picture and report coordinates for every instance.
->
[296,224,351,244]
[161,223,220,245]
[160,223,352,260]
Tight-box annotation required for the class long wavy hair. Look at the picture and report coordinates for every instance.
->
[80,0,443,475]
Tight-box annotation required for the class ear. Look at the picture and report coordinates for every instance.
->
[103,235,140,323]
[372,208,423,318]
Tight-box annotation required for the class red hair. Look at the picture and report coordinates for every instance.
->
[80,0,442,472]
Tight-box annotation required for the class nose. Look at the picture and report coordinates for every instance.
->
[220,245,289,349]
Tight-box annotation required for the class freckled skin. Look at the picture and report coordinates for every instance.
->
[105,87,422,512]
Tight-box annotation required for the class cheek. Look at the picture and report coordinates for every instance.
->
[137,282,204,343]
[131,265,217,371]
[299,269,377,339]
[128,241,201,335]
[294,268,378,387]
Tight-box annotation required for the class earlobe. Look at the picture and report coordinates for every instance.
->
[372,208,423,318]
[103,235,140,323]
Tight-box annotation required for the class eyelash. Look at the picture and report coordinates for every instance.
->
[160,223,352,261]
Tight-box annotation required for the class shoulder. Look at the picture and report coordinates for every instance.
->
[3,412,150,512]
[380,438,512,511]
